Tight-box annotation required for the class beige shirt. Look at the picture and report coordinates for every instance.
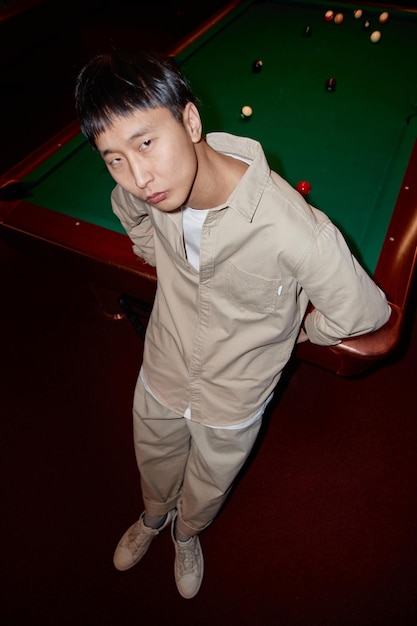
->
[112,132,390,427]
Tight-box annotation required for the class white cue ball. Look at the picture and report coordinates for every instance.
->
[353,9,362,19]
[379,11,389,23]
[241,105,253,118]
[370,30,381,43]
[334,12,344,24]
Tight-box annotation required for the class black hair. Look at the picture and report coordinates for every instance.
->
[75,49,197,146]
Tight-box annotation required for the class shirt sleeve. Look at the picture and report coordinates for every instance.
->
[111,184,156,267]
[298,213,391,346]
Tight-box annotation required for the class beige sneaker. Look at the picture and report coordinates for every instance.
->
[113,510,175,571]
[171,513,204,599]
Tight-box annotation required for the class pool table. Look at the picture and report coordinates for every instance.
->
[1,0,416,375]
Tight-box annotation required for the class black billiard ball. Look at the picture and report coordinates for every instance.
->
[325,77,337,91]
[303,25,312,38]
[252,59,263,73]
[362,19,371,30]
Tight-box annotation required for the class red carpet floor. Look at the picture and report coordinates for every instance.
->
[1,237,417,626]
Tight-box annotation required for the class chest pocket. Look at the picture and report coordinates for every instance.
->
[226,262,287,314]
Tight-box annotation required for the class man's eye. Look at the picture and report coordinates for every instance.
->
[140,139,151,150]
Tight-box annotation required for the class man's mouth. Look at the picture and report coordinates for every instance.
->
[147,192,167,204]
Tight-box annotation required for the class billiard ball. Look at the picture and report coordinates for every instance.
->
[325,77,337,91]
[303,25,312,38]
[353,9,362,19]
[362,19,371,30]
[370,30,381,43]
[296,181,312,197]
[324,10,334,21]
[241,105,253,118]
[334,13,344,24]
[252,59,263,73]
[379,11,389,23]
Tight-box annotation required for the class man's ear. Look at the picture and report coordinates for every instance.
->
[183,102,202,142]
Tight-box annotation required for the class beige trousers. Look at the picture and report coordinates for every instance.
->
[132,377,263,538]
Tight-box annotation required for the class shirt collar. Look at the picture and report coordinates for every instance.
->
[205,132,271,222]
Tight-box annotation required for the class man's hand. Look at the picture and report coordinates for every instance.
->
[296,326,309,344]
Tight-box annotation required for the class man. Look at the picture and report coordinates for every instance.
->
[75,49,390,599]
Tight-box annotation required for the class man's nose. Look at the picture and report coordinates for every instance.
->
[132,162,153,189]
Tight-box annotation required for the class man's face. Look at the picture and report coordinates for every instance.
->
[95,103,201,212]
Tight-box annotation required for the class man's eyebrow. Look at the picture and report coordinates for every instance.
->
[99,126,153,158]
[128,127,152,142]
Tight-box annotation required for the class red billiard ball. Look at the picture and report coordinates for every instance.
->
[325,77,337,91]
[296,181,312,196]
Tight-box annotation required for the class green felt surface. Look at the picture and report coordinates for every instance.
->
[177,0,417,272]
[24,0,417,273]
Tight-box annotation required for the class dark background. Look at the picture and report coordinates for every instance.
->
[0,0,229,175]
